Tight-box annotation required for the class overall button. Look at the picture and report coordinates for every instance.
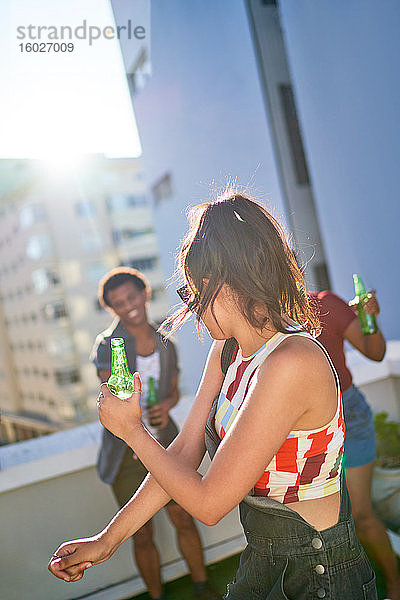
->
[311,537,323,549]
[317,588,326,598]
[315,564,325,575]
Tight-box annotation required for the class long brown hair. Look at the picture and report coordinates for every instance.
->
[160,193,320,338]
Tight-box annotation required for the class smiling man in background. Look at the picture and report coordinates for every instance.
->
[90,267,219,600]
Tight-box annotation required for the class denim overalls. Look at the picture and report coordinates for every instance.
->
[205,396,378,599]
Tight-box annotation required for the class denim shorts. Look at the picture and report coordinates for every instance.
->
[342,385,377,469]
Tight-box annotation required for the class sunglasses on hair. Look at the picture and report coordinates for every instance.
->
[177,284,191,304]
[177,285,200,311]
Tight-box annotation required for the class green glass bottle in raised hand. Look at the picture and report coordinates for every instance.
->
[146,376,162,427]
[107,338,134,399]
[349,274,378,336]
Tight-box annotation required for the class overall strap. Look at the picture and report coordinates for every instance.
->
[220,338,237,374]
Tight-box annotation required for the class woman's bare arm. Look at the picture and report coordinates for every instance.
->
[49,340,225,581]
[100,337,326,526]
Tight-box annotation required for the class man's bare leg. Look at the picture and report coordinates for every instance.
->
[132,519,163,600]
[166,503,207,583]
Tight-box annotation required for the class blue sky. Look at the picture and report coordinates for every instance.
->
[0,0,142,159]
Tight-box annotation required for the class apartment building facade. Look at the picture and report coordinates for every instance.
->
[0,156,168,443]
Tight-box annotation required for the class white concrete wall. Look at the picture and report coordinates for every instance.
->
[279,0,400,338]
[346,341,400,422]
[0,401,244,600]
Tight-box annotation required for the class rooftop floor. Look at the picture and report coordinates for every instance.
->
[131,553,239,600]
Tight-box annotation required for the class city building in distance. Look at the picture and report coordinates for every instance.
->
[0,155,168,443]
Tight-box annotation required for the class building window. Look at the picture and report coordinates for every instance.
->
[106,194,147,213]
[19,203,46,229]
[279,84,310,186]
[75,201,95,217]
[112,227,153,245]
[47,335,74,356]
[121,256,157,272]
[152,173,173,205]
[59,403,75,419]
[26,234,53,260]
[32,268,60,293]
[42,301,68,320]
[127,48,151,95]
[55,367,81,385]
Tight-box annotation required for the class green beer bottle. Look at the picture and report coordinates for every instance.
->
[146,376,162,427]
[349,274,378,336]
[107,338,134,399]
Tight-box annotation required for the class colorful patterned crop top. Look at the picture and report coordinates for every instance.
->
[214,328,345,504]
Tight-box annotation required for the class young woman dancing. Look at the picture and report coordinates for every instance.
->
[49,194,378,599]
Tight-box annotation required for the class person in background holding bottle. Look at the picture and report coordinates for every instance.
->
[90,267,219,600]
[309,287,400,600]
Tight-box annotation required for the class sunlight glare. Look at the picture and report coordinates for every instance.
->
[0,0,143,161]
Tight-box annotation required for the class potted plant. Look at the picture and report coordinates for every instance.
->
[371,412,400,532]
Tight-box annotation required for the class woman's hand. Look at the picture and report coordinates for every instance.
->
[48,535,115,582]
[97,372,142,442]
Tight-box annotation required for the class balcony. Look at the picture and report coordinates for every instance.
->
[1,344,399,600]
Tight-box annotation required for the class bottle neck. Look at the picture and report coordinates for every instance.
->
[111,347,131,376]
[148,377,155,394]
[353,275,366,298]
